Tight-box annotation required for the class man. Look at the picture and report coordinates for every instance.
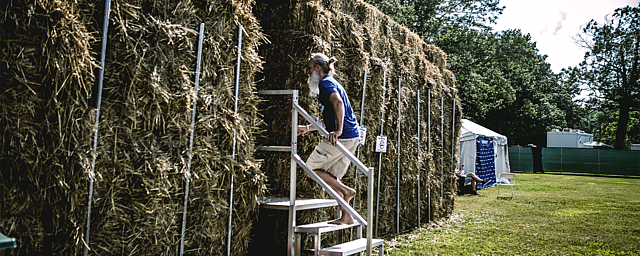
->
[455,165,490,195]
[297,53,360,225]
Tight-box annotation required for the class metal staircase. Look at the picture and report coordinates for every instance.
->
[257,90,383,256]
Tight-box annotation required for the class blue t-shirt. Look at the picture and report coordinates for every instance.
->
[318,75,359,139]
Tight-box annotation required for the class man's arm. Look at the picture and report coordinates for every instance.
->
[297,119,324,136]
[328,92,344,146]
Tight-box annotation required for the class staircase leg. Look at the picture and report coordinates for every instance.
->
[294,233,301,256]
[336,206,342,244]
[314,233,321,256]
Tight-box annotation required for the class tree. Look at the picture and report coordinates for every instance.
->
[412,0,504,42]
[365,0,417,26]
[436,28,573,146]
[367,1,578,146]
[366,0,504,42]
[577,4,640,149]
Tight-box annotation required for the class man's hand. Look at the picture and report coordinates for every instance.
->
[297,125,309,136]
[327,130,342,146]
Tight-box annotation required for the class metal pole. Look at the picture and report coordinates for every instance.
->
[85,1,110,255]
[353,69,367,231]
[518,146,521,171]
[598,149,600,174]
[427,90,431,223]
[440,97,443,200]
[227,25,243,256]
[180,23,205,256]
[366,167,374,256]
[375,70,386,237]
[396,77,401,235]
[451,99,455,189]
[288,91,299,256]
[417,90,421,226]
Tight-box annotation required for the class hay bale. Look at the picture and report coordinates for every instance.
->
[1,0,265,255]
[253,0,461,249]
[0,0,97,254]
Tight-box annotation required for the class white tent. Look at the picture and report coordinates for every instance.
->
[458,119,511,185]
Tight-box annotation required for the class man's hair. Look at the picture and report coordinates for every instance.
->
[310,53,337,76]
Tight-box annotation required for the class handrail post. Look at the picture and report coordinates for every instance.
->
[288,91,299,256]
[366,167,374,256]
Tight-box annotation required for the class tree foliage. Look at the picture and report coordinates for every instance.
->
[367,0,580,146]
[435,28,573,145]
[366,0,504,41]
[577,4,640,149]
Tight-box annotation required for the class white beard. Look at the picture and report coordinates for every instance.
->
[308,70,320,97]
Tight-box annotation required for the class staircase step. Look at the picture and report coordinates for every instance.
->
[259,198,338,211]
[295,221,360,234]
[317,238,384,256]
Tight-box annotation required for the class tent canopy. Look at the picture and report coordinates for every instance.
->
[460,119,508,145]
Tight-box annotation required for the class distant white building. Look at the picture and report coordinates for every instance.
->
[631,144,640,151]
[547,128,594,148]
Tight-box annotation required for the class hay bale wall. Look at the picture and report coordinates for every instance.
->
[1,0,265,255]
[253,0,461,248]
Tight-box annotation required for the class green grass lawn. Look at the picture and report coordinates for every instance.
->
[386,173,640,255]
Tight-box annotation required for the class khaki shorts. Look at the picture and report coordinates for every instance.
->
[306,137,360,180]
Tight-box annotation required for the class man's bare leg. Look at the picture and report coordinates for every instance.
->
[314,170,355,225]
[468,173,483,183]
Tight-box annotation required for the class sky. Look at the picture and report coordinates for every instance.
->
[492,0,639,74]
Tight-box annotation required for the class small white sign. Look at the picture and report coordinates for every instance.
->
[375,135,387,153]
[359,126,367,146]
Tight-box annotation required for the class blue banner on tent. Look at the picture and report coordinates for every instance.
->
[476,137,496,189]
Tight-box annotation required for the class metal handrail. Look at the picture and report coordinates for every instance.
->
[293,102,374,255]
[259,90,374,255]
[292,103,370,178]
[292,154,367,227]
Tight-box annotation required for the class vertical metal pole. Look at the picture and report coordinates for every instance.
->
[518,146,521,171]
[427,89,433,222]
[366,167,374,256]
[85,1,110,255]
[560,148,563,174]
[375,70,386,237]
[598,149,600,174]
[288,91,299,256]
[360,70,367,126]
[427,90,431,223]
[451,99,455,189]
[353,70,367,240]
[417,90,421,227]
[396,78,401,235]
[440,97,444,200]
[227,25,243,256]
[180,23,205,256]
